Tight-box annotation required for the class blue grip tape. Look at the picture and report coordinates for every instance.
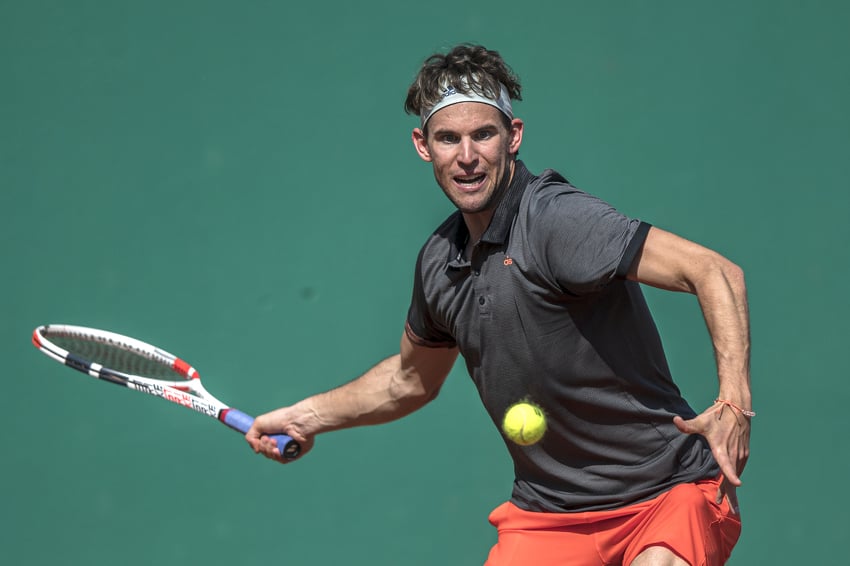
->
[223,409,301,460]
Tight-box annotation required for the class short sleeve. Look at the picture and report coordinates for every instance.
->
[405,247,457,348]
[528,186,646,295]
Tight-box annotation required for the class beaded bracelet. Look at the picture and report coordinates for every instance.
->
[715,398,756,418]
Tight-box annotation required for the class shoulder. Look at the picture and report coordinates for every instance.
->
[521,169,617,225]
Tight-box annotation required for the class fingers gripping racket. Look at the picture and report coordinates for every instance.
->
[32,324,300,460]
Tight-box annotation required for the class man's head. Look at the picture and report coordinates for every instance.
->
[404,44,522,133]
[406,45,525,225]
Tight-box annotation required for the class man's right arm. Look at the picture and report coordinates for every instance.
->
[246,332,459,462]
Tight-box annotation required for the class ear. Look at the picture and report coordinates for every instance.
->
[508,118,524,155]
[411,128,432,162]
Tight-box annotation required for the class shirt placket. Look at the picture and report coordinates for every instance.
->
[471,244,492,321]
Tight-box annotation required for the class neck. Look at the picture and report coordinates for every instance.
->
[462,213,491,245]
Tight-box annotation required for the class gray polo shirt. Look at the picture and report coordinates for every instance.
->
[406,161,719,512]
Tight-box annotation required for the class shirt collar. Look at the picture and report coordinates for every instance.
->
[446,160,533,268]
[481,159,533,244]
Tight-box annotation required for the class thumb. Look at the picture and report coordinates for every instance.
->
[244,423,264,452]
[673,415,699,435]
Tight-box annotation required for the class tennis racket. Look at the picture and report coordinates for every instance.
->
[32,324,300,460]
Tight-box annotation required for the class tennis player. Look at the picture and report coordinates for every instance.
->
[247,44,751,565]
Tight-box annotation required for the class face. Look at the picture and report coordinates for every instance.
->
[412,103,523,219]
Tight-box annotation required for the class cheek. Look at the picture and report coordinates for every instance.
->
[430,153,455,174]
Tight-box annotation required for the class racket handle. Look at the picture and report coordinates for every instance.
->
[221,409,301,460]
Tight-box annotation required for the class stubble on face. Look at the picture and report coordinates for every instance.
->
[422,104,517,219]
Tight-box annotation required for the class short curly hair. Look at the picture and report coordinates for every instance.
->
[404,44,522,122]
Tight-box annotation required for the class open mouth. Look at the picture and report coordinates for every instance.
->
[454,173,486,188]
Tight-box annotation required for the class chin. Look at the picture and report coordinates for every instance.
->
[454,197,493,214]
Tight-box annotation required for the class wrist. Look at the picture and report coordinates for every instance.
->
[714,398,755,418]
[717,384,751,409]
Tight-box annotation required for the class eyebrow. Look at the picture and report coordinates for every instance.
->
[429,123,500,138]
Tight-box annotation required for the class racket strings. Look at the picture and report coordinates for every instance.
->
[48,335,187,382]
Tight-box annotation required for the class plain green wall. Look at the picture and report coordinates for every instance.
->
[3,1,848,564]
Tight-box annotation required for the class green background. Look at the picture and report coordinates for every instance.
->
[2,1,847,564]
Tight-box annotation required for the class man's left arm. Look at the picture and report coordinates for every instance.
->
[627,226,752,495]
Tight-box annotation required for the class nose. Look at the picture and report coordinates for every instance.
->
[457,138,478,167]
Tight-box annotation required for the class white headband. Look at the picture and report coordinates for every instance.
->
[420,80,513,128]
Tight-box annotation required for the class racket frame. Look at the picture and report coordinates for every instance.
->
[32,324,300,459]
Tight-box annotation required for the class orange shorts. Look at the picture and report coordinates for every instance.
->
[485,476,741,566]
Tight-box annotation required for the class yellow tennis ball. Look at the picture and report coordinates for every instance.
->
[502,402,547,446]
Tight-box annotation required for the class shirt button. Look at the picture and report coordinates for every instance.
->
[478,296,485,305]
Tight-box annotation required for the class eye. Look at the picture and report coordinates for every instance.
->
[438,133,460,144]
[474,129,496,141]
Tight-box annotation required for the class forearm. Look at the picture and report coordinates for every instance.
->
[693,254,752,406]
[303,353,436,434]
